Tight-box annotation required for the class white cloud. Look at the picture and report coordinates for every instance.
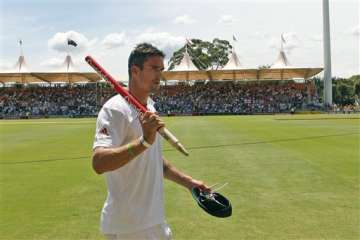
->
[174,15,196,24]
[349,25,360,36]
[135,31,185,58]
[218,15,238,24]
[250,32,271,39]
[308,34,322,42]
[0,60,13,70]
[48,30,96,54]
[39,55,84,72]
[88,38,99,48]
[101,32,126,49]
[40,57,64,68]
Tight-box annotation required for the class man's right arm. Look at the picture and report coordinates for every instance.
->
[92,111,164,174]
[92,137,147,174]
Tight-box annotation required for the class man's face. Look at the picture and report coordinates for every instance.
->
[132,55,164,93]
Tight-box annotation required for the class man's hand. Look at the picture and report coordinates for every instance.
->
[140,111,165,145]
[187,178,211,193]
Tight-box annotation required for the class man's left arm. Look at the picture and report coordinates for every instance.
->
[163,157,210,192]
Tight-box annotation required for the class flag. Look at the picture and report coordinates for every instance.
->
[281,34,286,44]
[67,39,78,47]
[233,35,237,41]
[19,39,23,45]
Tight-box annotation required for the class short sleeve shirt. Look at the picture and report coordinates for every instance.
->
[93,94,164,234]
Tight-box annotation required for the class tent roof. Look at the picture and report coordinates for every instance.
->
[170,50,199,71]
[162,67,323,81]
[0,53,95,84]
[60,54,77,72]
[162,70,209,81]
[163,45,323,81]
[222,50,243,70]
[271,50,292,68]
[13,55,29,72]
[0,72,101,84]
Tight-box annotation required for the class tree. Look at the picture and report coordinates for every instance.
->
[310,75,360,105]
[332,75,359,105]
[310,77,323,101]
[355,82,360,96]
[334,81,353,105]
[167,38,232,70]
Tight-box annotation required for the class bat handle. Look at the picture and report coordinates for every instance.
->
[158,127,189,156]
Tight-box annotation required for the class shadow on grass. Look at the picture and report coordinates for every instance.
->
[275,117,360,121]
[1,132,357,165]
[0,156,90,165]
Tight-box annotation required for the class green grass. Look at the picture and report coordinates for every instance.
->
[0,114,359,240]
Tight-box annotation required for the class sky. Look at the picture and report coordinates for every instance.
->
[0,0,359,80]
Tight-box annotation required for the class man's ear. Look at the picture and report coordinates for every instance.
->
[131,65,140,79]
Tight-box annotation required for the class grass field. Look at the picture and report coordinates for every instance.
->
[0,114,359,240]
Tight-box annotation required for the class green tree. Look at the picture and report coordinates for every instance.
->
[167,38,232,70]
[332,75,359,105]
[310,77,323,101]
[311,75,360,105]
[349,75,360,96]
[354,82,360,96]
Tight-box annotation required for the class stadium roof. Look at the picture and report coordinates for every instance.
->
[162,68,323,81]
[60,54,77,72]
[162,39,323,81]
[0,72,101,84]
[271,50,292,68]
[221,49,243,70]
[14,55,29,72]
[163,48,209,80]
[0,53,101,84]
[170,49,199,71]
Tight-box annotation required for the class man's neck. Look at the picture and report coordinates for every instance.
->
[129,84,148,106]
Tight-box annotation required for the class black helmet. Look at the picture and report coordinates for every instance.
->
[191,187,232,218]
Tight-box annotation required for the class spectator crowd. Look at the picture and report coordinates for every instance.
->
[0,84,113,118]
[153,81,318,115]
[0,81,324,119]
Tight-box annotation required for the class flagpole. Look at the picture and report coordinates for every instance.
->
[19,39,23,56]
[66,39,70,73]
[232,34,237,52]
[18,39,23,72]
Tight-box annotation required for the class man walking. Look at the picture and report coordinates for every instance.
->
[92,43,209,239]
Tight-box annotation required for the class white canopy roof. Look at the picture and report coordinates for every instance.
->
[164,49,207,80]
[162,67,323,81]
[13,55,30,72]
[222,50,243,70]
[0,72,101,84]
[60,54,77,72]
[271,50,292,68]
[170,50,199,71]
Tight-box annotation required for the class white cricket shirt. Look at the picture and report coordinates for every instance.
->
[93,94,164,234]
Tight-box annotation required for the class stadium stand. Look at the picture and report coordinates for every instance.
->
[0,80,325,119]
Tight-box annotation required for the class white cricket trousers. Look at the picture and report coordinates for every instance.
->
[104,223,172,240]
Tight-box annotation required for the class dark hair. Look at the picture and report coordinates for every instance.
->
[128,43,165,79]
